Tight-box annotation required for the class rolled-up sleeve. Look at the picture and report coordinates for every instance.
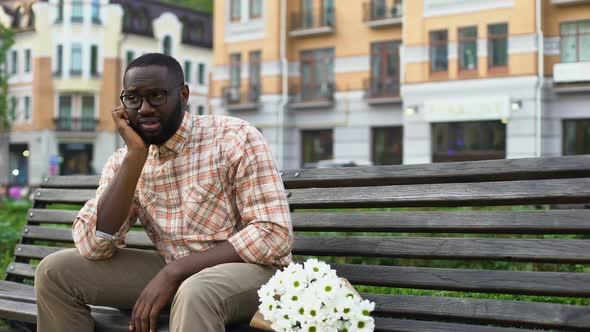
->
[226,125,293,267]
[72,149,136,260]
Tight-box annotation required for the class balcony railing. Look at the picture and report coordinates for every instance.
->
[364,78,401,104]
[289,82,334,109]
[223,86,260,111]
[363,0,403,28]
[290,6,335,37]
[54,117,98,132]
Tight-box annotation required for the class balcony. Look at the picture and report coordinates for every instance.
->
[363,0,403,28]
[364,78,401,105]
[289,7,335,38]
[551,0,590,5]
[289,82,334,110]
[223,86,260,111]
[54,118,98,132]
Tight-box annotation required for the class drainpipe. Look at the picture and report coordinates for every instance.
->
[535,0,543,157]
[277,0,287,170]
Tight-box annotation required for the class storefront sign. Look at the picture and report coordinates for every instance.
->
[424,96,510,122]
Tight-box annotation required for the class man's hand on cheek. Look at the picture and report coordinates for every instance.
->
[129,268,181,332]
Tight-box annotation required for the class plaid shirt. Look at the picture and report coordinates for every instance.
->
[73,112,293,267]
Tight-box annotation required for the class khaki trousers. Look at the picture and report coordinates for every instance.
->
[35,248,276,332]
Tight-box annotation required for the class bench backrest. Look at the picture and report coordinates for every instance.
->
[6,155,590,331]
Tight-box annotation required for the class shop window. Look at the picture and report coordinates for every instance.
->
[301,129,333,168]
[563,119,590,155]
[432,121,506,162]
[372,127,403,165]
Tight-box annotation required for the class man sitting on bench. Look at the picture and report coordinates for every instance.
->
[34,53,293,332]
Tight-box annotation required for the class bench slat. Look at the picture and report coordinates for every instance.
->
[0,281,35,303]
[332,263,590,297]
[366,293,590,330]
[18,226,590,263]
[27,209,79,224]
[0,298,36,324]
[28,209,590,234]
[22,226,154,249]
[293,210,590,234]
[33,189,95,205]
[41,175,100,189]
[7,263,36,279]
[295,236,590,263]
[373,317,538,332]
[41,156,590,190]
[288,178,590,209]
[281,155,590,188]
[13,245,590,297]
[34,178,590,208]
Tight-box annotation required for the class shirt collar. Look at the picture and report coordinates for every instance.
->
[150,111,193,158]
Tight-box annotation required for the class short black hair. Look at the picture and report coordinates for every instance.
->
[124,53,184,84]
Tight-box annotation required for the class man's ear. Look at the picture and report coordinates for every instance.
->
[181,84,190,104]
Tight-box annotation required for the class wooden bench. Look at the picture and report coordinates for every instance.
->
[1,155,590,331]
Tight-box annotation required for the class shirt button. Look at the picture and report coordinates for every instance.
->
[197,195,204,200]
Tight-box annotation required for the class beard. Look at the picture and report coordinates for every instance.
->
[130,97,185,146]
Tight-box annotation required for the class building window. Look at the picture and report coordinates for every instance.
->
[300,48,334,101]
[488,23,508,68]
[9,96,17,121]
[563,119,590,155]
[561,20,590,63]
[369,41,400,98]
[162,36,172,56]
[432,121,506,163]
[71,44,82,76]
[92,0,101,23]
[184,60,192,83]
[323,0,335,26]
[231,0,241,22]
[197,105,204,115]
[230,54,241,88]
[56,0,64,22]
[430,30,448,72]
[126,50,135,68]
[57,95,72,130]
[10,50,17,74]
[372,127,403,165]
[198,63,206,85]
[23,96,30,121]
[301,129,333,168]
[249,51,261,102]
[82,96,95,131]
[90,45,98,76]
[71,0,84,22]
[459,26,477,71]
[55,44,63,75]
[302,0,313,28]
[250,0,262,19]
[24,49,31,73]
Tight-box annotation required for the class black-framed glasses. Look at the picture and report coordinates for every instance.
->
[120,83,184,110]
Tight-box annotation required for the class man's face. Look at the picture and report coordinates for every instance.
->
[122,65,188,146]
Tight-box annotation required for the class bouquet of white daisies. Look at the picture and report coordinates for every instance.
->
[254,258,375,332]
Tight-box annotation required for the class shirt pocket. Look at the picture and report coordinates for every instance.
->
[182,181,229,236]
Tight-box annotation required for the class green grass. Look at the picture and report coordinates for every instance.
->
[0,200,30,279]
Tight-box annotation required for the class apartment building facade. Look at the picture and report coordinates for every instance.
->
[211,0,590,170]
[1,0,212,187]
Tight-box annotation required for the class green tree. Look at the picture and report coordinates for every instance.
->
[160,0,213,13]
[0,24,15,131]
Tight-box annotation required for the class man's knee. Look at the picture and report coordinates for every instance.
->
[35,249,80,291]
